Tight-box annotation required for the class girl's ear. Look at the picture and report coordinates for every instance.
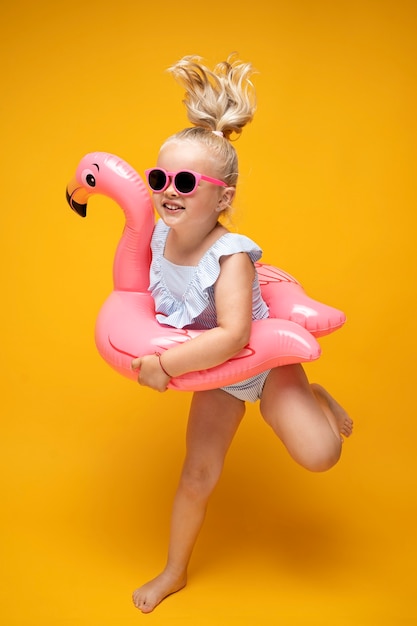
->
[216,187,236,212]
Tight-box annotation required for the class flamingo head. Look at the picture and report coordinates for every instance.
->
[66,151,149,218]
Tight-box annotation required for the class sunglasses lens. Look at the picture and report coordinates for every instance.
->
[148,169,167,191]
[175,171,197,194]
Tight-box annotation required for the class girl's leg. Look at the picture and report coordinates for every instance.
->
[260,364,352,472]
[132,389,246,613]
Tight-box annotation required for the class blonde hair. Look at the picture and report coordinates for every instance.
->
[162,54,257,187]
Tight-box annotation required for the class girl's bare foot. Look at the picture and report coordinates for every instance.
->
[311,383,353,439]
[132,569,187,614]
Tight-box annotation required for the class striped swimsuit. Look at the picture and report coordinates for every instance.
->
[149,219,270,402]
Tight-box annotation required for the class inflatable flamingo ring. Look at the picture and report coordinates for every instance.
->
[66,152,346,391]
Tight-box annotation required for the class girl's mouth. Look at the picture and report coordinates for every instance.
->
[164,202,185,212]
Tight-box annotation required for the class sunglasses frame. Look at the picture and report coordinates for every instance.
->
[145,167,228,196]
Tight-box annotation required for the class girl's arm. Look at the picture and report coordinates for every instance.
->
[133,252,255,391]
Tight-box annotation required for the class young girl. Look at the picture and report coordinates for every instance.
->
[131,54,353,613]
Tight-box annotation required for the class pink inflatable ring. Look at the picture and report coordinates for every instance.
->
[66,152,346,391]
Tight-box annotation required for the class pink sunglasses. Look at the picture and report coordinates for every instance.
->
[145,167,227,196]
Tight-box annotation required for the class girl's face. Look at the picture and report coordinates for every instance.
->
[151,140,234,231]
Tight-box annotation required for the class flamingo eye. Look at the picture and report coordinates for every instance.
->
[81,169,97,188]
[86,174,96,187]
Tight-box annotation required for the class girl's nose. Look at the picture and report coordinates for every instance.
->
[164,177,178,195]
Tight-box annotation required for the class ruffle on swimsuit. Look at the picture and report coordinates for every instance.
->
[149,219,269,329]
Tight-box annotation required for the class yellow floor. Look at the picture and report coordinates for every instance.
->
[2,1,417,624]
[2,376,416,625]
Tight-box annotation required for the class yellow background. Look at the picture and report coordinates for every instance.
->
[1,1,416,624]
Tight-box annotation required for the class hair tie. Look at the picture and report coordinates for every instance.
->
[155,351,172,378]
[212,130,224,137]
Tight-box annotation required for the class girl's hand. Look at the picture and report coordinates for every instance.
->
[131,354,170,392]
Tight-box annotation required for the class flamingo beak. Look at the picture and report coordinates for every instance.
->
[66,176,89,217]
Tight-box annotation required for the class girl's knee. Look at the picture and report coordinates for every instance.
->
[298,441,342,473]
[180,463,221,499]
